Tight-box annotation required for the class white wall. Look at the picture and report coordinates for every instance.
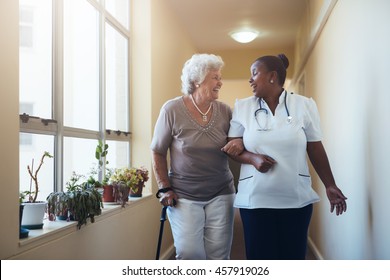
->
[294,0,390,259]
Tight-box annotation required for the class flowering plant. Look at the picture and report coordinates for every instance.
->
[109,166,149,207]
[110,166,149,194]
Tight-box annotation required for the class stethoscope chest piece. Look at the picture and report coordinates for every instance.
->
[287,116,293,124]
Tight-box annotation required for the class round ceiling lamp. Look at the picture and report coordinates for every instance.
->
[229,30,259,43]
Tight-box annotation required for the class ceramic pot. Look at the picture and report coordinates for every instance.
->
[21,201,47,229]
[129,183,144,197]
[19,204,29,238]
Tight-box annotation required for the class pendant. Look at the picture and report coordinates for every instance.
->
[202,115,208,122]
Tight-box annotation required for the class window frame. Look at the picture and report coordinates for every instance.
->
[19,0,132,193]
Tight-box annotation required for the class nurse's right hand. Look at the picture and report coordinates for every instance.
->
[251,154,277,173]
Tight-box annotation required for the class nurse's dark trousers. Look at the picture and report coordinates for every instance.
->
[239,204,313,260]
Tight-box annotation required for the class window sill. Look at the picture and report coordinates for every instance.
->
[18,193,153,251]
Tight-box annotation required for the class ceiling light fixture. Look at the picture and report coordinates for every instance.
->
[229,30,259,44]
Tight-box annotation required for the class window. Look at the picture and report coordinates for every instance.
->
[19,0,131,200]
[19,6,34,48]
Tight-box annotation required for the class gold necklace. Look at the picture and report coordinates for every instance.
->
[190,94,212,122]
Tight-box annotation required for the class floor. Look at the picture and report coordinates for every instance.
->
[169,208,316,260]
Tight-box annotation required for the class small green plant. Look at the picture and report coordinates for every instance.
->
[19,191,29,204]
[24,151,53,203]
[88,140,110,188]
[96,140,109,169]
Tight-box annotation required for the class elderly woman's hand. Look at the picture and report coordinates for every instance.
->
[159,190,178,207]
[221,138,244,156]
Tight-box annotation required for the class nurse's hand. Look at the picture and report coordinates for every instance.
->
[326,185,347,215]
[252,154,277,173]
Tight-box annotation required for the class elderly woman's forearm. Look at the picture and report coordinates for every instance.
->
[151,151,171,188]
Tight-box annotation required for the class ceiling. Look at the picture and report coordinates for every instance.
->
[165,0,307,52]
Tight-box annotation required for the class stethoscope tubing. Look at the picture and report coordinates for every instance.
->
[254,90,292,130]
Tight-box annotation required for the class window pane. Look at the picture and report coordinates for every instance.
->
[105,23,129,131]
[106,140,129,170]
[63,137,97,187]
[19,134,54,202]
[105,0,129,29]
[64,0,99,131]
[19,0,52,119]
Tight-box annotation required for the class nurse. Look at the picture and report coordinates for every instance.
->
[222,53,347,260]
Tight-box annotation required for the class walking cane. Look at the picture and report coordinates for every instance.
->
[155,205,168,260]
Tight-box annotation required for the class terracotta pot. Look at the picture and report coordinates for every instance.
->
[103,185,115,202]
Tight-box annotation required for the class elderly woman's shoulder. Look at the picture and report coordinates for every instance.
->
[161,96,183,110]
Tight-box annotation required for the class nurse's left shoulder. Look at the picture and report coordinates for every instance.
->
[289,91,317,106]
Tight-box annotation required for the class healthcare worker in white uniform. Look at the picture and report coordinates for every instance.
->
[222,53,347,260]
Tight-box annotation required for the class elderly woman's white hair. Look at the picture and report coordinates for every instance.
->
[181,54,224,95]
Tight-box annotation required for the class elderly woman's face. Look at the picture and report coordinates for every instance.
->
[199,69,223,100]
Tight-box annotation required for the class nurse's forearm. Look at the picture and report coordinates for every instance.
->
[228,150,254,164]
[306,141,336,188]
[229,150,276,171]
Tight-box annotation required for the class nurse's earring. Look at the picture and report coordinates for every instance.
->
[270,80,274,84]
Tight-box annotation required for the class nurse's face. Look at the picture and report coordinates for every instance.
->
[249,61,272,98]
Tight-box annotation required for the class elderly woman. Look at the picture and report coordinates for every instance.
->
[151,54,242,260]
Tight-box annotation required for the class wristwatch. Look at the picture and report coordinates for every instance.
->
[155,187,174,198]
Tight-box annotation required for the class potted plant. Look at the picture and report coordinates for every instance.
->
[46,191,70,221]
[109,166,149,207]
[128,166,149,197]
[66,172,103,229]
[20,151,53,229]
[88,140,114,202]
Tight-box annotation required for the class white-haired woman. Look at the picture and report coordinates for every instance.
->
[151,54,243,260]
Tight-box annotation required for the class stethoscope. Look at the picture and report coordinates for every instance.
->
[254,90,292,131]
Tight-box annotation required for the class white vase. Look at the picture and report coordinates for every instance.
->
[21,201,47,229]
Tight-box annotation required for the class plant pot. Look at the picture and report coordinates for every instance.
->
[103,184,115,202]
[130,183,144,197]
[19,204,29,239]
[21,201,47,229]
[56,214,69,221]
